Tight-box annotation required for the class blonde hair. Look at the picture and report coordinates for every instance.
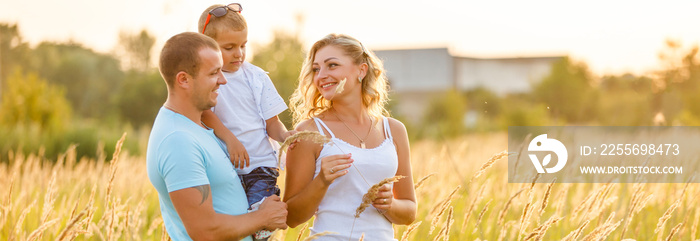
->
[198,4,247,39]
[289,33,390,127]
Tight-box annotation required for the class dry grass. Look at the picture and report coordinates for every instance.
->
[2,132,699,240]
[355,175,406,218]
[278,131,331,163]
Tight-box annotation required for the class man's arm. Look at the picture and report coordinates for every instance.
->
[170,185,287,241]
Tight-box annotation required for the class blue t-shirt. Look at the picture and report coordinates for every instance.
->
[146,107,251,241]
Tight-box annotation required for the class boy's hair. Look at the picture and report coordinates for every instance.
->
[159,32,220,88]
[198,4,247,39]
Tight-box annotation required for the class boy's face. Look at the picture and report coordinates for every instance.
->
[215,29,248,72]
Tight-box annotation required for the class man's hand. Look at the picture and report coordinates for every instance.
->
[257,195,288,230]
[227,138,250,168]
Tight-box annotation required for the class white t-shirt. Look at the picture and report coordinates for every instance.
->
[212,62,287,174]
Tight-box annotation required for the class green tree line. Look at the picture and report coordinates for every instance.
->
[420,40,700,138]
[2,22,699,159]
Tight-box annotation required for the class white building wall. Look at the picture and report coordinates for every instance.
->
[375,48,453,92]
[374,47,562,124]
[456,57,559,95]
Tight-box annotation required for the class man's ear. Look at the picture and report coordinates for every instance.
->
[175,71,190,88]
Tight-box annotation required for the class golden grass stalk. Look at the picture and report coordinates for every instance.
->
[13,200,36,240]
[553,185,569,217]
[498,188,526,226]
[57,210,87,241]
[414,173,436,191]
[692,210,700,240]
[511,133,532,180]
[561,220,590,241]
[470,150,509,183]
[432,228,446,241]
[358,232,365,241]
[106,133,127,202]
[160,220,170,241]
[430,200,451,235]
[654,199,680,234]
[620,183,644,239]
[400,221,422,241]
[430,186,461,218]
[303,231,337,240]
[444,207,454,241]
[581,212,620,241]
[584,183,614,221]
[665,222,683,241]
[538,178,556,217]
[41,172,58,222]
[473,200,491,234]
[26,218,59,241]
[278,131,332,162]
[497,221,514,241]
[523,216,562,241]
[572,184,604,220]
[461,184,485,231]
[519,192,535,235]
[355,176,405,218]
[295,222,309,241]
[147,217,163,236]
[428,185,461,234]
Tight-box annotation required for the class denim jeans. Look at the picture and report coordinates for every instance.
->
[239,166,280,208]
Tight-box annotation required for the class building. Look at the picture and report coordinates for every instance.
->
[374,48,563,123]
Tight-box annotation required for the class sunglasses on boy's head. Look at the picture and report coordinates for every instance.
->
[202,3,243,34]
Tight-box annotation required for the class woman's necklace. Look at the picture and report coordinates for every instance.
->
[330,109,373,149]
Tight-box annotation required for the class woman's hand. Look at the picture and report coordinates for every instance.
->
[318,153,353,185]
[372,184,394,214]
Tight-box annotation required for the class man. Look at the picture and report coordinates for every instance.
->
[146,32,287,241]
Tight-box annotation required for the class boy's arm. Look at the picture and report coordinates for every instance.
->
[170,186,287,240]
[265,115,296,143]
[202,110,250,168]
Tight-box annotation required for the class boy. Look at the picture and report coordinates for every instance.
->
[198,3,295,240]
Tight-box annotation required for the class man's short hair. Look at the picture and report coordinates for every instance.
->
[158,32,220,88]
[198,4,247,39]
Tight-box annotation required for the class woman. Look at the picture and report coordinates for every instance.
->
[284,33,416,240]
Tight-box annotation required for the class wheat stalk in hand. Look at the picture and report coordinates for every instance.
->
[355,175,406,217]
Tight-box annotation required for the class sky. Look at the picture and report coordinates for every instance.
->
[1,0,699,75]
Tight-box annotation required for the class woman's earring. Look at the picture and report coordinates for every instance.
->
[358,76,362,83]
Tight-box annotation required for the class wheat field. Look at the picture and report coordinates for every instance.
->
[0,132,697,240]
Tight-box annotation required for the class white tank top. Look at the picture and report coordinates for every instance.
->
[309,117,399,241]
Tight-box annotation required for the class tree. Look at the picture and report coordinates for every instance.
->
[114,70,167,126]
[117,29,156,72]
[31,42,124,119]
[0,23,32,100]
[250,30,306,128]
[0,69,71,130]
[532,57,598,123]
[423,89,467,138]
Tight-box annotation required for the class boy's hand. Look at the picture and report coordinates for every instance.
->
[283,130,300,151]
[258,195,288,230]
[227,138,250,168]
